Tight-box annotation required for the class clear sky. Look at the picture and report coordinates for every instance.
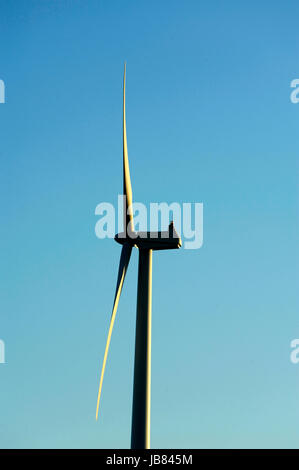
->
[0,0,298,449]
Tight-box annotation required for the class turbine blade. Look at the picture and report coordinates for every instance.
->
[123,63,134,234]
[96,242,132,420]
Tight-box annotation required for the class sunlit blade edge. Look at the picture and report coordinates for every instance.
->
[123,63,134,233]
[96,244,132,419]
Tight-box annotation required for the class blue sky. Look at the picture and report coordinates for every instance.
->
[0,0,298,448]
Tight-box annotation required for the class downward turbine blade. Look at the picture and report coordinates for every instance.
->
[96,243,132,420]
[123,63,134,234]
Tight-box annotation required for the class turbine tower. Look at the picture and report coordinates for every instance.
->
[96,64,181,449]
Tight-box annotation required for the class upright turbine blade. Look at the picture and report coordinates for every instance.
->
[96,243,132,420]
[123,63,134,235]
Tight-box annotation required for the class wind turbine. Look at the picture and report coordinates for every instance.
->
[96,64,181,449]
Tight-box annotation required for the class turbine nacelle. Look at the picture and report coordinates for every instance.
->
[115,222,181,250]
